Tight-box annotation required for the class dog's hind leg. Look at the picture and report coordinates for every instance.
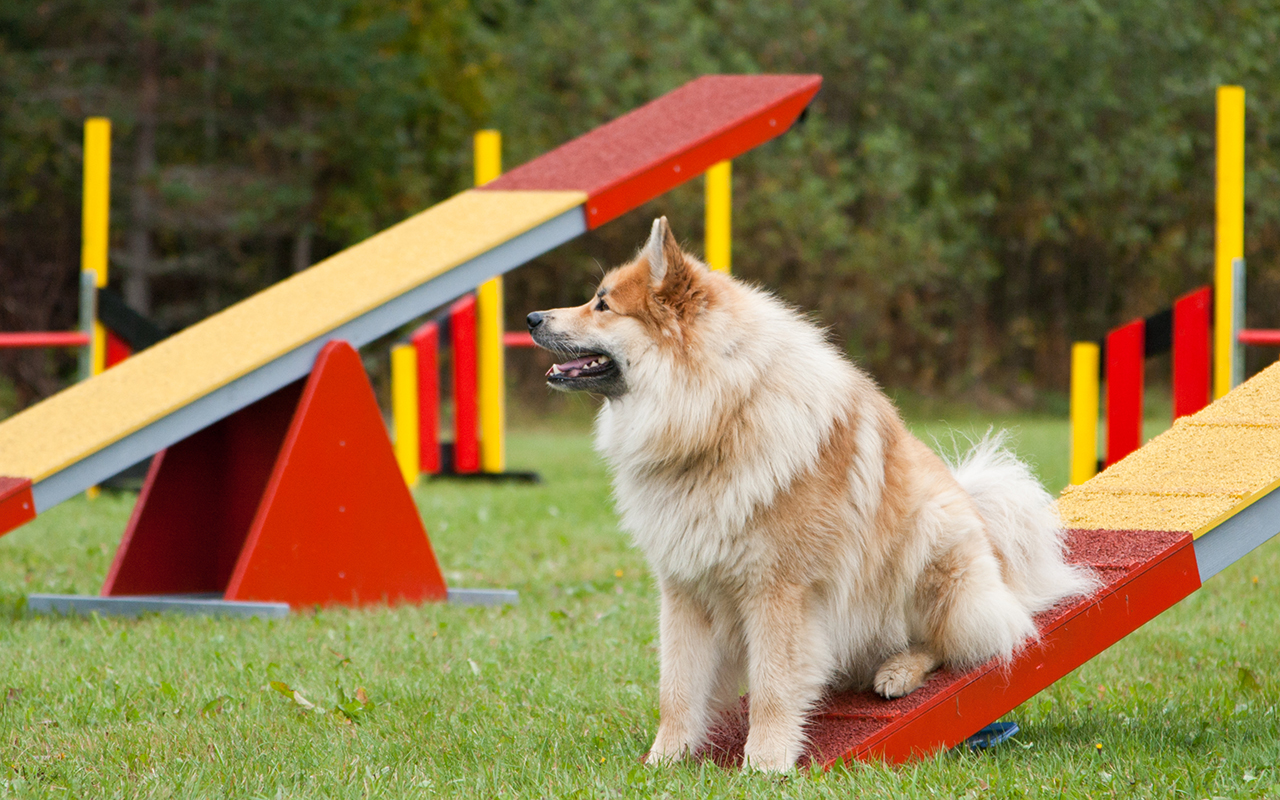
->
[648,581,723,765]
[873,645,940,698]
[741,583,830,773]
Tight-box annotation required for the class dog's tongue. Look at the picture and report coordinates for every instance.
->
[547,354,600,377]
[556,355,597,371]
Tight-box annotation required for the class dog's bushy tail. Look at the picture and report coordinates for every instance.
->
[949,431,1100,616]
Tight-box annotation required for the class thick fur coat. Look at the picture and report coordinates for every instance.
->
[528,218,1097,772]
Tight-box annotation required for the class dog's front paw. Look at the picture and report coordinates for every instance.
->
[646,728,693,767]
[873,652,930,698]
[743,731,799,773]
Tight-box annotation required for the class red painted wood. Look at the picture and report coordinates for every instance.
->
[481,75,822,229]
[1173,287,1212,419]
[503,331,535,348]
[450,295,480,474]
[103,381,303,595]
[412,322,440,474]
[0,332,91,348]
[0,476,36,537]
[225,341,446,607]
[103,340,447,608]
[105,329,133,368]
[702,530,1201,768]
[1239,329,1280,346]
[852,533,1200,764]
[1106,319,1145,466]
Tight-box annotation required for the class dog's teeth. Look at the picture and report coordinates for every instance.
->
[599,356,611,364]
[588,360,598,368]
[551,364,562,374]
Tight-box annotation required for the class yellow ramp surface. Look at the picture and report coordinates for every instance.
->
[1059,360,1280,534]
[0,189,585,482]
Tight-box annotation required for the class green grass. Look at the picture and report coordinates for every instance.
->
[1,416,1278,799]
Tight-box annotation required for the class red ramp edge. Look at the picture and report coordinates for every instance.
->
[481,74,822,228]
[702,529,1202,768]
[0,476,36,536]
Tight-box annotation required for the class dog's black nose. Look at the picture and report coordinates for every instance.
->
[527,311,544,330]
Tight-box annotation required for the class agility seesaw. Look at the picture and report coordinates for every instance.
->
[0,74,822,615]
[698,360,1280,767]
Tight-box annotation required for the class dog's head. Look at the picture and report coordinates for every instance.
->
[527,216,712,397]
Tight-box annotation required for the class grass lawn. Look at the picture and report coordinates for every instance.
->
[1,413,1278,798]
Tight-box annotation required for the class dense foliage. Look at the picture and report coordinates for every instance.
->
[3,1,1279,408]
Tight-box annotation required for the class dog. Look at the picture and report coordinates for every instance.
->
[527,217,1097,772]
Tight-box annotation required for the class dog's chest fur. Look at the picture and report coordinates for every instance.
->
[593,288,865,585]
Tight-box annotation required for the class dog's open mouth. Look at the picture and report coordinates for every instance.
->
[546,353,615,381]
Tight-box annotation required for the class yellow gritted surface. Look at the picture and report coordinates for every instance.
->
[0,189,585,482]
[1059,359,1280,535]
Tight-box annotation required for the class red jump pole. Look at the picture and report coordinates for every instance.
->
[1106,319,1145,467]
[0,332,91,348]
[412,321,440,475]
[450,295,480,474]
[1173,287,1212,419]
[1239,329,1280,346]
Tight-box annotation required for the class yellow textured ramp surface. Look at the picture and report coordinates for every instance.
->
[1059,360,1280,533]
[0,189,585,482]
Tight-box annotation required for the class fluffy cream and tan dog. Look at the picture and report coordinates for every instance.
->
[527,218,1096,772]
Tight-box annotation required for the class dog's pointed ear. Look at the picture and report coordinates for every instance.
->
[645,217,671,287]
[646,216,690,290]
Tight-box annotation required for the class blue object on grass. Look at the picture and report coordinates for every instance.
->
[965,721,1020,749]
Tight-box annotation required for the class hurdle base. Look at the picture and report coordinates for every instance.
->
[429,470,541,484]
[27,593,290,619]
[447,588,520,606]
[433,442,541,483]
[29,588,516,617]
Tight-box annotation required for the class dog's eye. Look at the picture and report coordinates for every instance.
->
[595,299,609,312]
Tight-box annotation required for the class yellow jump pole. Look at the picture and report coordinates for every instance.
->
[474,129,506,474]
[705,160,732,273]
[1214,86,1245,398]
[81,117,110,500]
[82,117,111,378]
[391,343,420,486]
[1069,342,1100,485]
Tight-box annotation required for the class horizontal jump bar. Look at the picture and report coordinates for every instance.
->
[1239,329,1280,346]
[0,332,91,348]
[502,331,536,348]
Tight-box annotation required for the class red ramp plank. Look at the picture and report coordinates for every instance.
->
[481,74,821,227]
[702,528,1201,768]
[0,476,35,536]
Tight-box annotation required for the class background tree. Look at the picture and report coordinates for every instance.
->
[0,0,487,404]
[3,0,1279,412]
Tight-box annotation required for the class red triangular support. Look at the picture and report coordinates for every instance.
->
[102,340,447,608]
